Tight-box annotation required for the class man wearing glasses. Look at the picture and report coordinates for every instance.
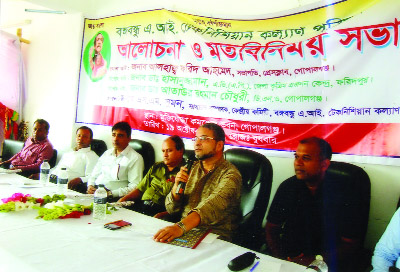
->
[153,123,242,242]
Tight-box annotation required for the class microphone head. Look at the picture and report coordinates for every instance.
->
[175,159,195,195]
[186,159,194,173]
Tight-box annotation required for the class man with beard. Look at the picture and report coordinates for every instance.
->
[153,123,242,242]
[0,119,53,177]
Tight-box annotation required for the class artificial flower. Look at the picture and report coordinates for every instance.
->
[14,201,25,211]
[0,193,66,213]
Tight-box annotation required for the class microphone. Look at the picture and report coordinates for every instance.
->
[175,159,194,195]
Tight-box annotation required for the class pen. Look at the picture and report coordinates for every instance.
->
[249,260,260,272]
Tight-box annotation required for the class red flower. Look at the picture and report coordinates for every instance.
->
[70,211,84,218]
[83,209,92,215]
[60,211,84,219]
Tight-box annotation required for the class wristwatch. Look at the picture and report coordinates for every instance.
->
[175,221,187,234]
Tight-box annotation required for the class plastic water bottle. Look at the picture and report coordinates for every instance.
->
[305,255,328,272]
[93,184,107,220]
[57,167,68,193]
[39,160,50,186]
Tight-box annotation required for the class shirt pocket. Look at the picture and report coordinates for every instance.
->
[115,164,127,180]
[25,149,38,163]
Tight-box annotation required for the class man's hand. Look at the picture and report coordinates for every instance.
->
[68,178,83,190]
[171,166,190,200]
[117,195,130,202]
[118,188,141,203]
[28,173,40,180]
[287,253,314,266]
[153,224,184,243]
[153,211,169,219]
[87,185,96,194]
[265,222,284,258]
[153,212,200,242]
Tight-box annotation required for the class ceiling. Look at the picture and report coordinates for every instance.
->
[17,0,325,18]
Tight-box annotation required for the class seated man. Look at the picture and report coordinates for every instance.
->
[153,123,242,242]
[372,207,400,271]
[0,119,53,177]
[118,135,185,216]
[87,121,144,199]
[31,126,99,192]
[265,137,361,271]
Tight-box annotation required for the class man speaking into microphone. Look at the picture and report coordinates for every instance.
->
[153,123,242,242]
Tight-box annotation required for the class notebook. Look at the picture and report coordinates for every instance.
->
[168,228,212,249]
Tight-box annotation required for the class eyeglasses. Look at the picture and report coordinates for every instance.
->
[191,136,215,142]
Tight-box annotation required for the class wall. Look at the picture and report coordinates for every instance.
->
[1,0,83,152]
[1,0,400,251]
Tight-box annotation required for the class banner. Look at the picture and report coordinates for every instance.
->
[76,0,400,159]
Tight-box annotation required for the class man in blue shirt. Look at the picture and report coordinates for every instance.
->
[372,207,400,271]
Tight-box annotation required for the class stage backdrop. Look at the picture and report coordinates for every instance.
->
[76,0,400,163]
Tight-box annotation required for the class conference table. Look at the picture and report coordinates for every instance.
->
[0,173,304,272]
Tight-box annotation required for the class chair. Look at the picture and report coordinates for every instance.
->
[224,148,273,251]
[91,139,107,157]
[129,139,155,176]
[327,161,371,272]
[1,139,24,161]
[326,162,371,271]
[48,149,58,168]
[326,161,371,248]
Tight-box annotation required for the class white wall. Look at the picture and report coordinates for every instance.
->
[2,0,400,251]
[1,0,83,152]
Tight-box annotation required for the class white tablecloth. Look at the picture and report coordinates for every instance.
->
[0,174,305,272]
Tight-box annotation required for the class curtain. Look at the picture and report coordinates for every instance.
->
[0,30,25,151]
[0,30,24,116]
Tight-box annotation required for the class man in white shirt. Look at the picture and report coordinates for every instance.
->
[87,122,144,199]
[62,126,99,190]
[30,126,98,193]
